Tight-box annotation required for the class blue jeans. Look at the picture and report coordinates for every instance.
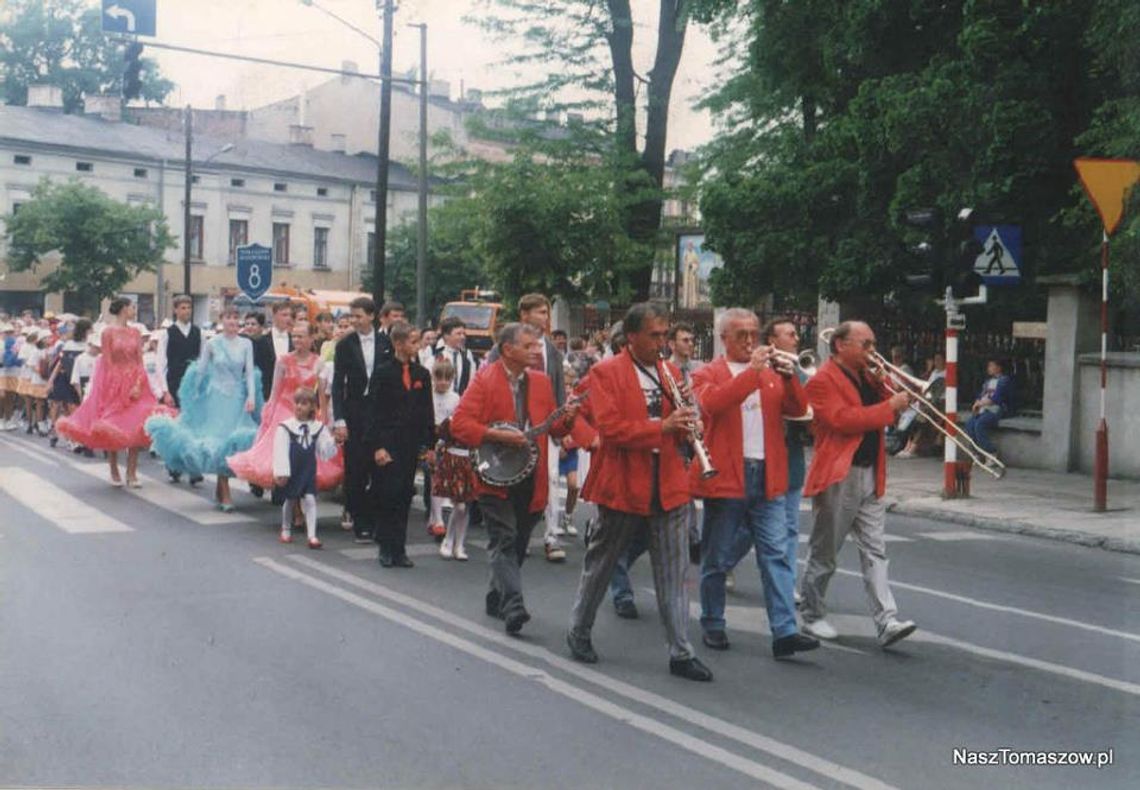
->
[701,460,796,639]
[965,411,1001,454]
[784,486,803,587]
[609,520,650,606]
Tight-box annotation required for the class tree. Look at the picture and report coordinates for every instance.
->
[472,1,711,300]
[0,0,173,111]
[3,179,173,316]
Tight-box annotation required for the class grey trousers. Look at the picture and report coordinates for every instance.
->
[801,465,898,630]
[569,504,695,660]
[479,482,540,618]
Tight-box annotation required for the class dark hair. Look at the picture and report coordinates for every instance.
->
[172,295,193,309]
[610,331,627,355]
[350,296,376,315]
[73,318,93,343]
[829,321,855,354]
[761,316,795,345]
[622,302,669,335]
[987,357,1005,371]
[497,322,541,352]
[551,329,568,340]
[667,322,694,342]
[389,320,416,344]
[568,336,586,352]
[380,300,405,318]
[108,297,133,316]
[315,311,334,323]
[439,316,466,336]
[271,301,293,314]
[518,293,551,314]
[244,311,266,327]
[221,307,241,320]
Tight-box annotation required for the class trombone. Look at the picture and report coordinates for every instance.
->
[819,329,1006,479]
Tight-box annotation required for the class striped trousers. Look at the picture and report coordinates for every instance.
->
[568,503,695,660]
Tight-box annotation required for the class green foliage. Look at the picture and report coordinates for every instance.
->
[0,0,173,111]
[697,0,1129,323]
[3,179,173,315]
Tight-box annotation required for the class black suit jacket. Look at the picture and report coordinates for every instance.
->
[364,358,434,457]
[252,331,293,400]
[331,330,393,431]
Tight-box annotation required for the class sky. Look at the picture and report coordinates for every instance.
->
[139,0,728,153]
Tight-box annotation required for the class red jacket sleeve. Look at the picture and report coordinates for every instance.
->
[592,364,664,450]
[693,363,762,416]
[451,370,490,447]
[781,372,809,417]
[806,373,895,435]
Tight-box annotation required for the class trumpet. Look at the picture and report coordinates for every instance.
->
[659,354,718,479]
[768,347,818,376]
[818,328,1006,478]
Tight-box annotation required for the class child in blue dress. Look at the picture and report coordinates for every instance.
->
[273,387,337,549]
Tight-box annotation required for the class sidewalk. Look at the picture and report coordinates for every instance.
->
[880,455,1140,555]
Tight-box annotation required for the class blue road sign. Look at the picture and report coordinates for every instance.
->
[972,225,1022,286]
[236,244,273,303]
[101,0,156,37]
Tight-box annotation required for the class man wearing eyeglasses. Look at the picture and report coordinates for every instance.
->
[799,321,918,648]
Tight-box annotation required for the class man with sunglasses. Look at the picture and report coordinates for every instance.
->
[799,321,918,648]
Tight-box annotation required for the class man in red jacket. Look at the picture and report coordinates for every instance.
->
[450,323,578,635]
[566,303,713,682]
[691,308,819,659]
[800,321,918,648]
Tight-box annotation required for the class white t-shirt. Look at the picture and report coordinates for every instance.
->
[634,363,664,455]
[71,352,98,399]
[727,361,764,461]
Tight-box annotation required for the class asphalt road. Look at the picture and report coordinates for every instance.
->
[1,430,1137,789]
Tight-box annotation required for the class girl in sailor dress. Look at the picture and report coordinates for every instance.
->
[273,386,337,549]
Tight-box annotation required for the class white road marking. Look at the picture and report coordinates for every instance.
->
[916,530,1005,542]
[1120,578,1140,586]
[283,554,899,790]
[0,467,133,534]
[255,557,823,790]
[797,533,912,544]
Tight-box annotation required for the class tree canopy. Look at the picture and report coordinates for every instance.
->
[3,179,173,316]
[0,0,173,111]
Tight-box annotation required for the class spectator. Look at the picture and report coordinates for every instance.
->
[964,357,1013,466]
[551,329,569,355]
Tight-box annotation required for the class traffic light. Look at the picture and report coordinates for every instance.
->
[123,42,144,101]
[901,207,942,290]
[951,234,984,299]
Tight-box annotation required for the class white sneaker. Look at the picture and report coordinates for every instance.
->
[802,618,839,640]
[560,512,578,537]
[725,570,736,592]
[877,618,917,648]
[439,540,453,560]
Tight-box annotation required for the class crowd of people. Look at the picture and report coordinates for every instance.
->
[4,290,1018,681]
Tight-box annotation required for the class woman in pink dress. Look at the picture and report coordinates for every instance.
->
[57,298,170,487]
[228,322,343,492]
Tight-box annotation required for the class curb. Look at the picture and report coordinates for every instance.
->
[887,501,1140,556]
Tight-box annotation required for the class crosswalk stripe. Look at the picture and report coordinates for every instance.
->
[0,466,133,534]
[916,530,1005,542]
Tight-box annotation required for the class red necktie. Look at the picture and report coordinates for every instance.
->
[402,363,411,390]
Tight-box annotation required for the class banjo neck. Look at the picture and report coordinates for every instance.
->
[522,391,587,441]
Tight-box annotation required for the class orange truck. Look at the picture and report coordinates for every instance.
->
[439,289,503,357]
[235,285,365,322]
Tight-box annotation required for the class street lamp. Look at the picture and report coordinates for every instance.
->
[182,101,233,300]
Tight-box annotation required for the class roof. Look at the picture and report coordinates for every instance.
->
[0,104,418,190]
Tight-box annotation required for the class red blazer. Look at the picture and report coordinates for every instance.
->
[450,360,572,513]
[690,357,809,500]
[581,350,691,516]
[802,359,896,498]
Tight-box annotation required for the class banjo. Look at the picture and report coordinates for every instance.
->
[472,392,588,487]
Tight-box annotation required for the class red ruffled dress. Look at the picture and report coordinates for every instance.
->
[226,351,343,490]
[57,325,172,451]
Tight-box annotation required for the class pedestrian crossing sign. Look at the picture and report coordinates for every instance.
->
[973,225,1022,285]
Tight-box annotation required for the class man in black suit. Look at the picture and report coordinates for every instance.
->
[432,316,479,396]
[366,321,434,567]
[332,296,392,543]
[252,301,294,401]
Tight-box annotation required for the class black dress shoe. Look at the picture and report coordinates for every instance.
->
[485,589,502,618]
[689,542,701,565]
[566,630,599,663]
[168,470,182,483]
[378,549,394,567]
[504,608,530,635]
[189,475,203,486]
[772,632,821,659]
[614,599,639,620]
[393,554,415,568]
[702,630,730,651]
[669,656,714,682]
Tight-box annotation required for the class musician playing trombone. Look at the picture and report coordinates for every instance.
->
[800,321,919,648]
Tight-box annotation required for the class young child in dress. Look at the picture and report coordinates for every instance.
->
[429,358,476,561]
[273,387,337,549]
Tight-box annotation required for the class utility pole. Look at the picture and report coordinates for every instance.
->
[372,0,395,307]
[182,104,193,299]
[409,22,428,327]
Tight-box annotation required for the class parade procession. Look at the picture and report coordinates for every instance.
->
[1,1,1138,789]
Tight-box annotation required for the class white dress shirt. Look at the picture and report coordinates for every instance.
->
[359,330,376,379]
[271,327,290,359]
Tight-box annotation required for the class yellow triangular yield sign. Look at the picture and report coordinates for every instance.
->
[1074,157,1140,235]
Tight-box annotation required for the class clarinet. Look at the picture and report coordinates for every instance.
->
[659,354,718,480]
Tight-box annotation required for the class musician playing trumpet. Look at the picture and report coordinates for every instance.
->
[800,321,919,648]
[450,323,581,636]
[690,309,818,659]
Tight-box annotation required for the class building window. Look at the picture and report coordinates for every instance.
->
[188,215,205,260]
[227,219,249,265]
[14,155,31,166]
[76,161,93,172]
[191,175,200,184]
[366,231,375,266]
[133,167,148,179]
[273,222,290,266]
[317,186,328,197]
[313,227,329,270]
[274,182,287,193]
[230,177,245,188]
[369,190,377,203]
[11,202,23,215]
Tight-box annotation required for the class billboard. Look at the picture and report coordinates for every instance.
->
[675,233,724,310]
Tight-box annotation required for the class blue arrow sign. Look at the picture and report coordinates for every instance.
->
[972,224,1022,286]
[236,244,273,303]
[101,0,156,37]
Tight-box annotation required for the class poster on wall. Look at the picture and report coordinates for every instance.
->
[675,233,724,310]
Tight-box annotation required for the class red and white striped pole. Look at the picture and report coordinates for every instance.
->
[1094,230,1109,512]
[944,322,960,499]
